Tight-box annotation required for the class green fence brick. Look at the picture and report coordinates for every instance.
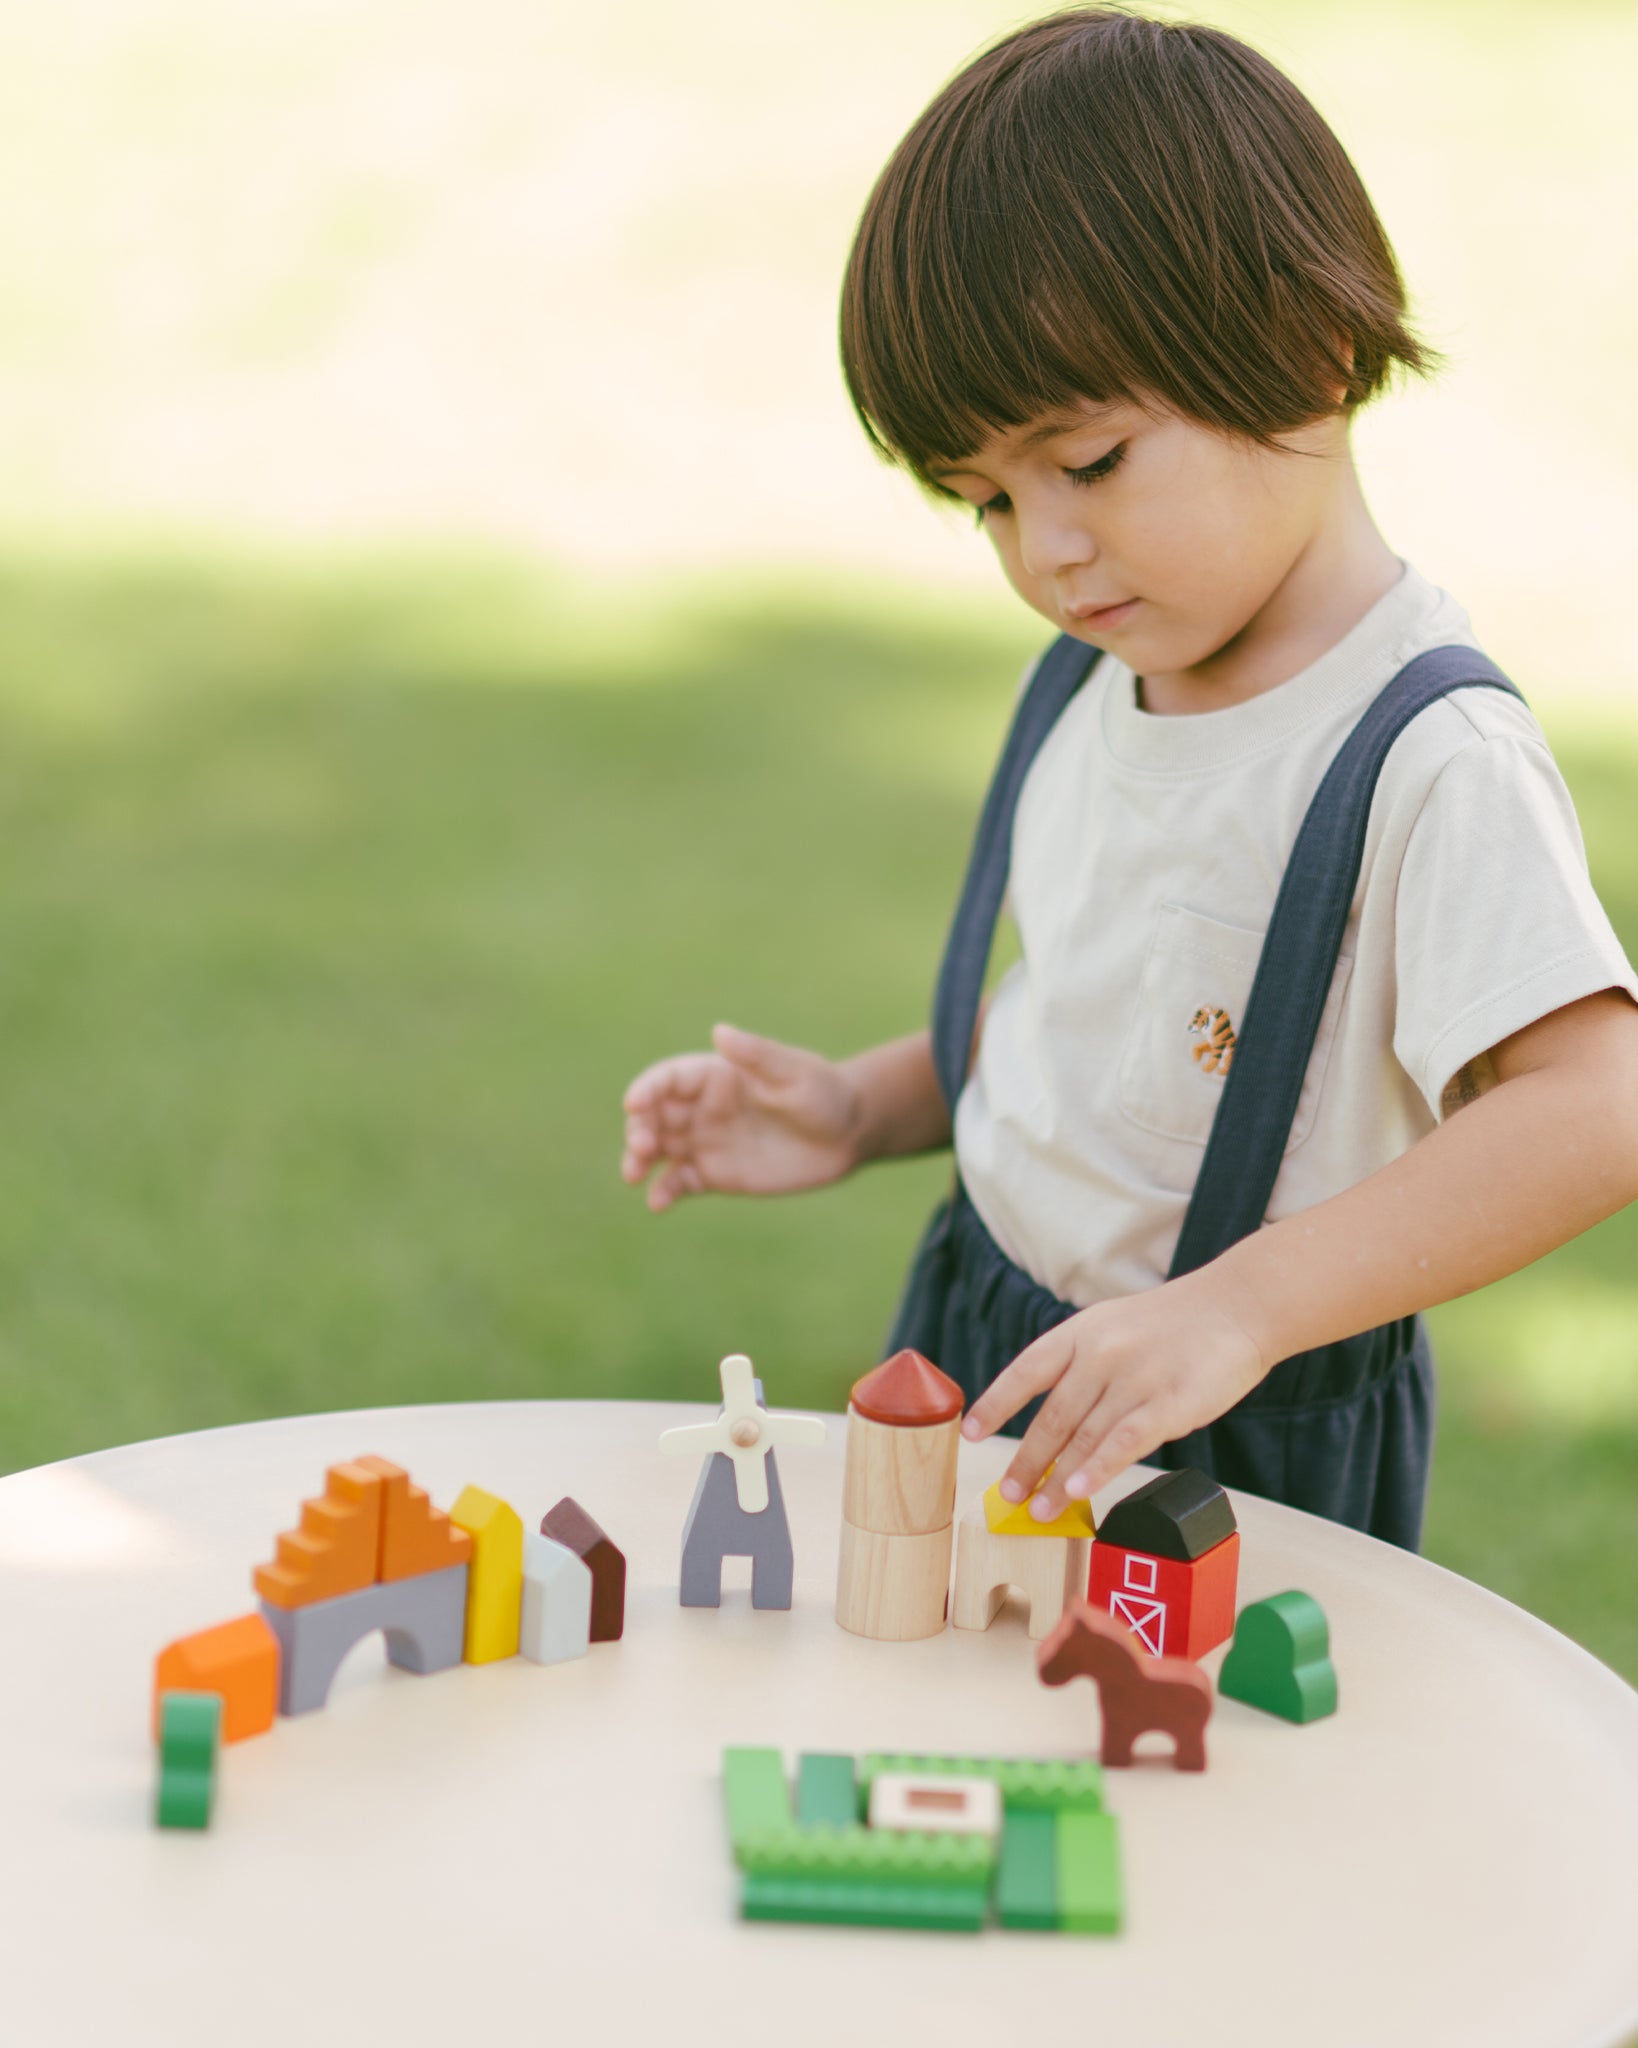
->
[797,1752,858,1829]
[742,1872,989,1931]
[1055,1808,1122,1934]
[738,1823,994,1886]
[155,1690,222,1831]
[722,1747,791,1858]
[995,1808,1057,1930]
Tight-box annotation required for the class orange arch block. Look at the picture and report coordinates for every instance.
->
[355,1455,474,1581]
[253,1460,384,1609]
[153,1612,280,1743]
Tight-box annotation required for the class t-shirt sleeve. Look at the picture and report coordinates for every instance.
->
[1393,730,1638,1117]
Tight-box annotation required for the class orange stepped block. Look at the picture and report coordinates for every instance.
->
[254,1460,387,1609]
[153,1613,280,1743]
[354,1456,473,1581]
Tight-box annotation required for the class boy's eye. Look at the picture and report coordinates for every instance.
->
[1066,443,1127,487]
[976,492,1013,523]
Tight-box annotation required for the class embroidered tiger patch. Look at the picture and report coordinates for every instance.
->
[1188,1005,1236,1076]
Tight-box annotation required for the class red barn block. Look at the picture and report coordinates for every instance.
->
[1088,1469,1239,1662]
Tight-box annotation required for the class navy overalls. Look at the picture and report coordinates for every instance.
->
[885,636,1523,1552]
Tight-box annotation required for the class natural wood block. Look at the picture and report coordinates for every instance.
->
[952,1502,1090,1640]
[834,1519,952,1641]
[841,1406,960,1537]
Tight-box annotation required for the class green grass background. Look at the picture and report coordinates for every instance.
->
[0,550,1633,1684]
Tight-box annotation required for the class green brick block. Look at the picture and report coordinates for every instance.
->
[797,1752,857,1829]
[738,1823,994,1887]
[722,1747,791,1859]
[155,1690,222,1831]
[859,1754,1104,1814]
[995,1808,1057,1930]
[1055,1808,1122,1934]
[742,1872,989,1931]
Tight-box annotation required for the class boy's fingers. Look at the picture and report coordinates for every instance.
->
[1022,1399,1143,1519]
[623,1055,712,1114]
[712,1022,797,1085]
[1057,1408,1161,1510]
[996,1369,1111,1506]
[961,1323,1078,1448]
[647,1162,703,1212]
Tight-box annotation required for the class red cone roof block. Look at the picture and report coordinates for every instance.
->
[850,1350,964,1428]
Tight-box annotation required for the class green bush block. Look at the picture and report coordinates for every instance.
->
[1219,1591,1338,1724]
[858,1753,1103,1813]
[741,1872,989,1931]
[995,1808,1057,1930]
[737,1823,994,1886]
[1055,1808,1122,1934]
[722,1747,791,1856]
[155,1690,222,1831]
[796,1752,857,1829]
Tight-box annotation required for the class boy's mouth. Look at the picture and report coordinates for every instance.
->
[1066,597,1139,628]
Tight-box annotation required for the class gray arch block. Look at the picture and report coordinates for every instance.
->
[680,1450,793,1610]
[260,1563,469,1716]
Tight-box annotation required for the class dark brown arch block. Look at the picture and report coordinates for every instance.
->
[540,1498,626,1642]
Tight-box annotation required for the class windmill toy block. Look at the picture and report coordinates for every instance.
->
[659,1354,827,1610]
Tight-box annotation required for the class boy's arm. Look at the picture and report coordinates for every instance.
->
[841,996,992,1166]
[967,988,1638,1516]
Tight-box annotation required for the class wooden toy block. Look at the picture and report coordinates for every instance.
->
[841,1406,960,1537]
[658,1354,826,1515]
[1097,1467,1236,1562]
[678,1450,794,1611]
[448,1486,524,1663]
[1219,1589,1338,1723]
[1038,1601,1213,1771]
[740,1872,988,1931]
[155,1690,221,1830]
[252,1459,385,1610]
[952,1501,1090,1640]
[996,1808,1057,1930]
[259,1563,468,1715]
[848,1349,965,1427]
[868,1772,1002,1840]
[153,1613,279,1744]
[519,1531,593,1665]
[834,1520,952,1641]
[1055,1807,1123,1933]
[722,1746,792,1852]
[539,1498,625,1642]
[1089,1527,1240,1661]
[736,1825,995,1887]
[352,1455,473,1581]
[982,1477,1095,1540]
[859,1754,1104,1813]
[797,1752,857,1830]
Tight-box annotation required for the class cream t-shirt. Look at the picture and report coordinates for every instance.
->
[954,562,1638,1307]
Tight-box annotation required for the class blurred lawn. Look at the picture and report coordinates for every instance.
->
[0,550,1633,1684]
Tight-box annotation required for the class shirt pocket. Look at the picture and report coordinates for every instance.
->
[1116,902,1353,1153]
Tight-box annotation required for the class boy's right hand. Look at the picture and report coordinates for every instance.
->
[621,1023,863,1212]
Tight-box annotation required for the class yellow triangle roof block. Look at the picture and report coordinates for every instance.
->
[982,1480,1095,1539]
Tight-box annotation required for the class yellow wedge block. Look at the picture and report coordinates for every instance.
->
[449,1485,524,1663]
[982,1479,1095,1540]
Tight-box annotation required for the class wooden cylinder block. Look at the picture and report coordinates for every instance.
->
[841,1406,960,1537]
[834,1519,952,1641]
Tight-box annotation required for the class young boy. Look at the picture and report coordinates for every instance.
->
[619,9,1638,1552]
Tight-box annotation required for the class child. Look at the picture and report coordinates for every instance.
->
[619,8,1638,1553]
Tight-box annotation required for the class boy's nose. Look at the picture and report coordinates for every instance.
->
[1016,510,1097,582]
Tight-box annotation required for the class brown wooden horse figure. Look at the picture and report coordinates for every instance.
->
[1037,1600,1214,1771]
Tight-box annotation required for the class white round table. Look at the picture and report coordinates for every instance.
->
[1,1399,1635,2048]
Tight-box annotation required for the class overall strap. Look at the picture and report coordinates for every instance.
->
[931,634,1104,1113]
[1167,645,1524,1279]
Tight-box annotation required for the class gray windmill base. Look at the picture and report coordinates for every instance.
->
[679,1450,794,1610]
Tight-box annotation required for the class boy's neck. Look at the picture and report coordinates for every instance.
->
[1137,460,1402,718]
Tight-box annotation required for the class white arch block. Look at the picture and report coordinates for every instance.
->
[520,1531,593,1665]
[951,1501,1090,1641]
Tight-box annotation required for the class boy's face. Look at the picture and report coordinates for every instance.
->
[931,397,1352,681]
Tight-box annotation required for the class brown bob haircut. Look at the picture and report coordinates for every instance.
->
[840,7,1436,492]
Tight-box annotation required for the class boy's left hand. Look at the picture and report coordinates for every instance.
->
[960,1275,1270,1520]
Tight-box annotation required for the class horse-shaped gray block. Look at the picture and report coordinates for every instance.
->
[680,1450,794,1610]
[260,1562,469,1716]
